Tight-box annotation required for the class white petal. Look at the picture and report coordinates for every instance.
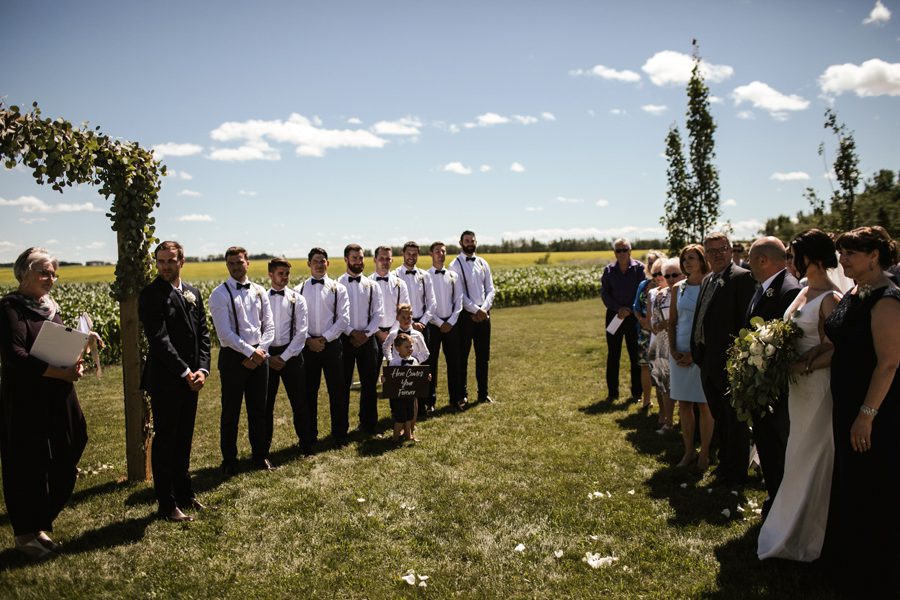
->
[418,581,427,588]
[737,505,745,512]
[721,508,731,518]
[707,489,714,494]
[752,508,763,514]
[589,535,599,541]
[418,575,429,581]
[680,483,688,489]
[401,574,417,585]
[730,490,738,496]
[514,543,526,552]
[357,497,366,503]
[627,489,635,495]
[554,550,564,559]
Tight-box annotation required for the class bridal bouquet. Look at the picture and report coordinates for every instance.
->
[726,316,803,425]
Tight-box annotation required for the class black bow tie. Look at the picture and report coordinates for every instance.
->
[376,276,389,282]
[270,289,284,296]
[434,269,445,275]
[405,270,416,275]
[399,330,411,335]
[401,359,413,365]
[465,256,476,262]
[311,278,324,285]
[347,276,361,283]
[236,282,251,290]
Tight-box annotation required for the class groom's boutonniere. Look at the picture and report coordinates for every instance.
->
[765,288,775,298]
[415,271,424,282]
[715,276,725,288]
[288,293,297,305]
[182,290,197,305]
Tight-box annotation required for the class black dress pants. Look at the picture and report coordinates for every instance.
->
[426,321,461,407]
[342,335,378,433]
[701,366,750,483]
[265,345,307,452]
[458,312,490,400]
[604,311,642,399]
[150,387,198,511]
[303,339,347,439]
[218,347,269,465]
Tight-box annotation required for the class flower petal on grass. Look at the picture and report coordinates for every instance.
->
[401,573,417,585]
[554,550,564,559]
[721,508,731,518]
[514,543,526,553]
[583,552,619,569]
[679,483,688,489]
[627,489,635,495]
[357,497,366,503]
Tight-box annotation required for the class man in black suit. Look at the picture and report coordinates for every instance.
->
[690,232,756,485]
[746,236,801,517]
[139,241,211,522]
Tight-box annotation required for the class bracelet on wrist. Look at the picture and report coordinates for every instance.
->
[859,405,878,417]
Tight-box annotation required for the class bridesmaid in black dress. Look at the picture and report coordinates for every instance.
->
[0,247,89,560]
[824,227,899,596]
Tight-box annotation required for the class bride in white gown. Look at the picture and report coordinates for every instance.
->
[758,230,843,562]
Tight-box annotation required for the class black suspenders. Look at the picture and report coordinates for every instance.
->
[455,256,473,302]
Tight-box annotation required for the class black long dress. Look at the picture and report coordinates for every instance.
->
[0,294,87,536]
[823,285,899,595]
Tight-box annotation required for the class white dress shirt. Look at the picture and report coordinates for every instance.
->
[337,273,384,337]
[265,286,308,361]
[209,278,275,357]
[369,272,410,328]
[449,254,495,313]
[427,266,464,327]
[394,265,437,323]
[382,327,429,363]
[388,356,419,367]
[295,275,350,342]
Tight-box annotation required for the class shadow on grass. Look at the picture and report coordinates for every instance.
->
[578,398,628,415]
[0,479,127,530]
[703,525,836,599]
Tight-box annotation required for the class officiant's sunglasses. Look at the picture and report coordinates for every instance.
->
[663,273,682,279]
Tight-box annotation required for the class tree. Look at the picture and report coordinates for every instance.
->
[1,102,162,481]
[823,108,861,230]
[660,42,721,252]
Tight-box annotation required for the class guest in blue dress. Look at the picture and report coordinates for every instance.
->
[668,244,712,470]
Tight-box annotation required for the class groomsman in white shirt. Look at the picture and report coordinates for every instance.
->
[450,230,495,406]
[426,241,464,412]
[395,242,437,338]
[264,258,310,455]
[297,248,351,444]
[338,244,384,435]
[370,245,410,365]
[208,246,276,474]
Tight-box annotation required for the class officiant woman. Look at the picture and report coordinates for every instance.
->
[0,247,89,560]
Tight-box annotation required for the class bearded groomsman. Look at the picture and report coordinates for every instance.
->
[209,246,276,475]
[338,244,384,435]
[297,248,350,444]
[450,230,495,406]
[370,245,410,365]
[264,258,310,455]
[426,241,464,412]
[395,242,437,340]
[139,241,211,522]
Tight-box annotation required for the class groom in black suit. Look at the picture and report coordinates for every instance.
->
[691,233,756,485]
[746,237,801,517]
[139,241,211,522]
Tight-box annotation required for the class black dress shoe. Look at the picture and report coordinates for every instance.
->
[163,507,194,522]
[255,458,277,471]
[221,460,239,476]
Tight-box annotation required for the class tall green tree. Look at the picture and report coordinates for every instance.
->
[824,108,861,230]
[660,43,721,252]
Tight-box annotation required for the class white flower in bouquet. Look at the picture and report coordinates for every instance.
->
[749,341,764,356]
[765,344,776,357]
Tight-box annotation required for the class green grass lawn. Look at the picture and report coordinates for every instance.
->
[0,299,834,598]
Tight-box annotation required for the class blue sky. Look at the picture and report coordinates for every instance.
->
[2,0,899,262]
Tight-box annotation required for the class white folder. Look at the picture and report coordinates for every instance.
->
[30,320,90,368]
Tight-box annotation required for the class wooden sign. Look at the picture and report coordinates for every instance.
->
[382,365,429,398]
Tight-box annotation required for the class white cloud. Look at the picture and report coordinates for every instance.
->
[77,241,105,251]
[641,104,668,115]
[725,219,765,239]
[178,189,202,197]
[863,0,891,25]
[347,117,362,125]
[476,112,510,126]
[208,139,281,162]
[709,95,724,104]
[209,113,387,160]
[723,198,738,206]
[20,217,47,224]
[595,199,610,207]
[736,111,755,120]
[371,116,422,136]
[525,206,544,212]
[168,170,193,180]
[556,196,584,203]
[177,214,214,222]
[510,162,526,173]
[541,112,556,121]
[151,143,203,159]
[448,124,461,134]
[609,108,626,116]
[771,171,810,181]
[587,109,596,117]
[818,59,900,97]
[442,162,472,175]
[570,64,641,82]
[45,239,59,245]
[512,115,539,125]
[238,189,258,197]
[0,195,102,213]
[732,82,810,119]
[501,225,666,241]
[641,50,734,86]
[463,122,477,129]
[479,164,493,173]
